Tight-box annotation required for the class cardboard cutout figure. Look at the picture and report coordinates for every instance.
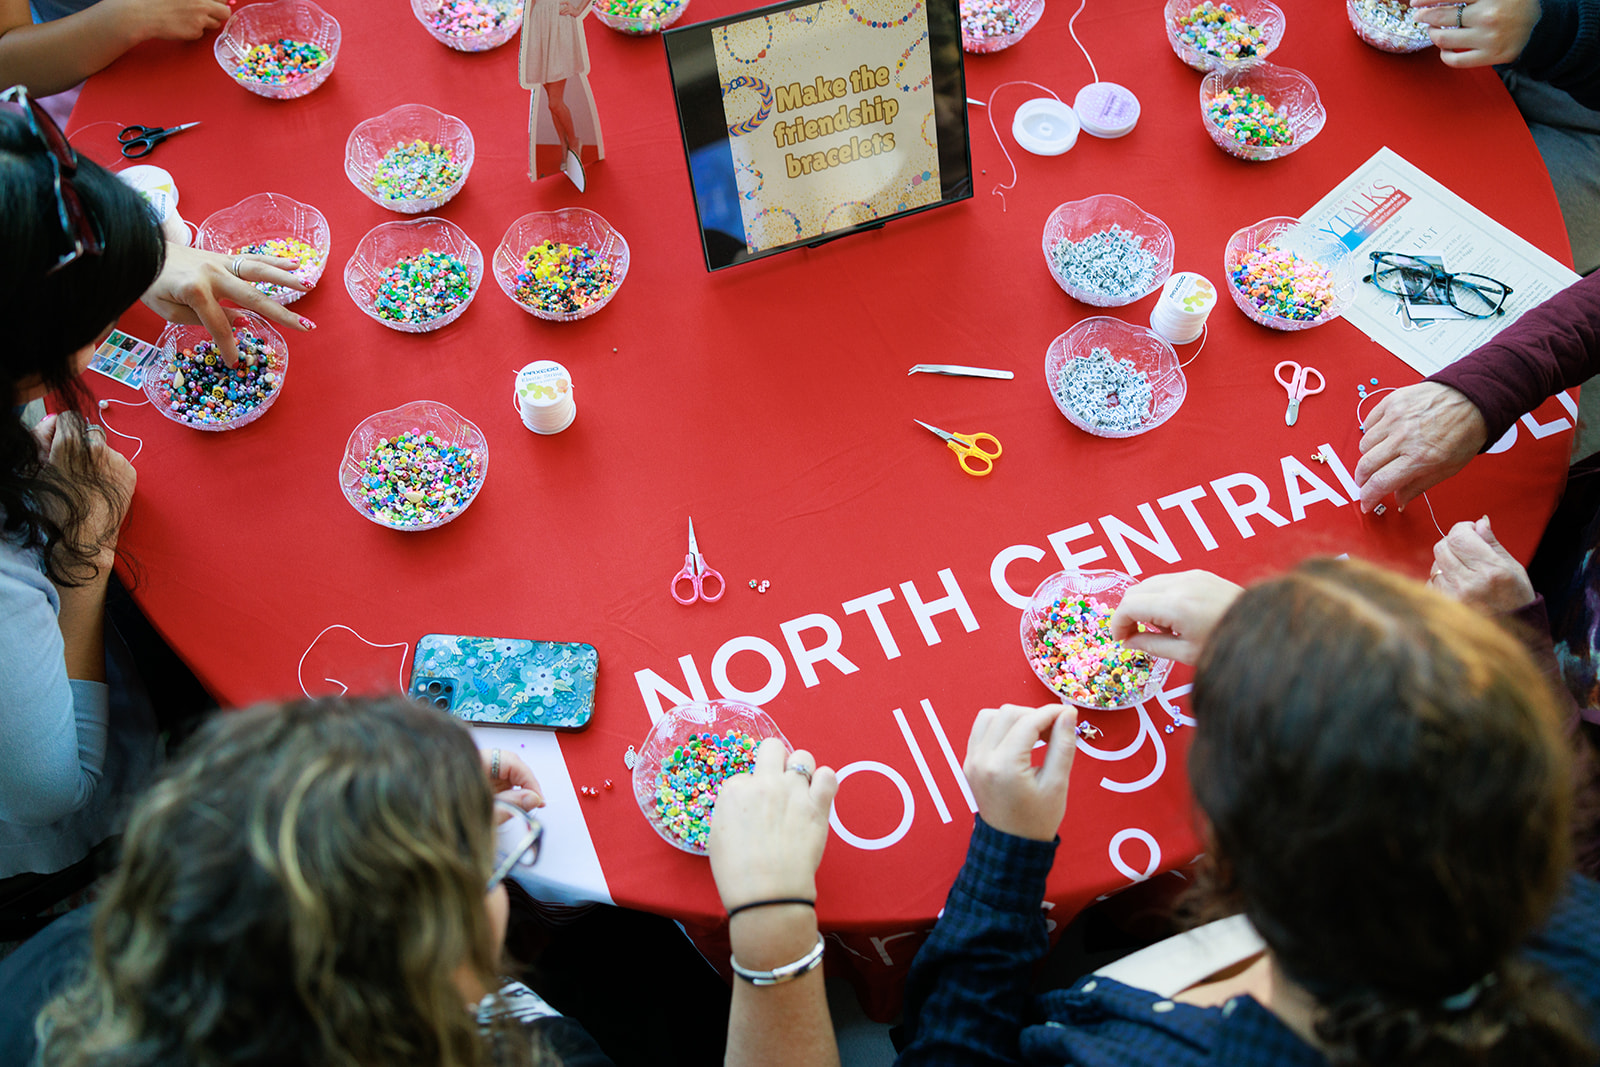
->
[520,0,604,191]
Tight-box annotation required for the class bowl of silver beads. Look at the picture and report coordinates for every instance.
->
[145,311,287,431]
[1347,0,1432,52]
[411,0,523,50]
[195,192,330,306]
[345,104,475,215]
[960,0,1045,53]
[1042,195,1174,308]
[1164,0,1284,73]
[1045,316,1186,439]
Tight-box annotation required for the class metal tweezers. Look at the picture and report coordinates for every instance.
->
[907,364,1015,379]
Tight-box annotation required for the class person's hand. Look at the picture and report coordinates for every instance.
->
[141,243,311,366]
[1429,516,1536,614]
[963,704,1077,842]
[1354,382,1488,513]
[37,414,136,568]
[710,739,837,911]
[113,0,232,42]
[1109,570,1244,665]
[1410,0,1540,67]
[482,747,544,811]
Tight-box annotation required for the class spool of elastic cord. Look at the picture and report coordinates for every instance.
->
[1012,98,1080,156]
[1073,81,1140,139]
[1149,271,1217,345]
[513,359,576,434]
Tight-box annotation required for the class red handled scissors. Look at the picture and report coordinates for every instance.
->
[671,517,725,605]
[1274,361,1325,426]
[914,420,1003,477]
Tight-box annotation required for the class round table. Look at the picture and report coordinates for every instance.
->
[69,0,1578,1019]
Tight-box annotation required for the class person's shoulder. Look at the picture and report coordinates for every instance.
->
[1524,873,1600,1006]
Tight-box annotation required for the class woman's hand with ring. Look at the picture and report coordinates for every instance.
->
[710,739,836,912]
[141,243,313,365]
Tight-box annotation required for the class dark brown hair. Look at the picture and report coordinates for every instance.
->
[1190,557,1592,1066]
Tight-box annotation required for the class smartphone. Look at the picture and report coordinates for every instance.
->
[409,635,597,730]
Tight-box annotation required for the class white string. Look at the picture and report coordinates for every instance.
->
[984,80,1061,212]
[1176,322,1208,368]
[96,397,148,461]
[296,624,411,699]
[1066,0,1099,85]
[1355,386,1448,538]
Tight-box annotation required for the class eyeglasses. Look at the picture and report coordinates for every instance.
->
[1363,251,1511,318]
[1,84,104,273]
[487,799,543,891]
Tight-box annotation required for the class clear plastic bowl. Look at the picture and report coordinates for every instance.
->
[146,311,288,432]
[214,0,340,99]
[1045,317,1186,439]
[411,0,523,50]
[631,700,791,855]
[960,0,1045,53]
[195,192,330,307]
[1224,216,1360,331]
[1020,569,1174,711]
[345,104,475,214]
[1042,194,1174,308]
[1164,0,1283,72]
[592,0,690,34]
[1199,61,1325,162]
[344,217,484,334]
[1347,0,1432,52]
[339,400,488,531]
[493,208,630,322]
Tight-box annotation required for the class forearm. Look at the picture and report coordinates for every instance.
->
[1430,272,1600,446]
[898,819,1057,1067]
[53,561,111,684]
[0,0,145,97]
[724,906,839,1067]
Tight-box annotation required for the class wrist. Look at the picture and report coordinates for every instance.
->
[729,904,819,970]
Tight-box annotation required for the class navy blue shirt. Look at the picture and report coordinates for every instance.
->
[898,819,1600,1066]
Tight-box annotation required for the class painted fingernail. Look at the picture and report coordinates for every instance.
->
[304,279,316,289]
[299,317,316,330]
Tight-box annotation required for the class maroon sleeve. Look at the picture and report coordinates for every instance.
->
[1428,272,1600,448]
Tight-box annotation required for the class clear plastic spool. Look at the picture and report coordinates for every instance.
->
[1012,98,1079,156]
[1073,81,1140,139]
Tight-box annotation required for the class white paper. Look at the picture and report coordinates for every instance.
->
[1298,146,1579,376]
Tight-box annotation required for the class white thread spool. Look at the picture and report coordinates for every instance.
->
[513,360,576,434]
[1073,82,1140,139]
[1012,98,1080,156]
[116,164,190,246]
[1149,271,1217,345]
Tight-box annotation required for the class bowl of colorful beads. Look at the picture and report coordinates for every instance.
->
[213,0,340,99]
[1164,0,1283,72]
[1347,0,1432,52]
[960,0,1044,53]
[592,0,690,35]
[195,193,330,307]
[1042,195,1174,308]
[339,401,488,531]
[145,312,287,431]
[345,104,475,215]
[1224,216,1360,331]
[1020,569,1173,711]
[345,217,484,334]
[1045,317,1186,439]
[411,0,523,50]
[1199,61,1324,162]
[632,699,792,855]
[494,208,629,322]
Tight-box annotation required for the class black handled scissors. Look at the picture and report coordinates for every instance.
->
[117,121,200,159]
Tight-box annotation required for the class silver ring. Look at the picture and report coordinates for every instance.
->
[230,256,246,278]
[787,763,813,785]
[1455,2,1465,27]
[1430,566,1442,581]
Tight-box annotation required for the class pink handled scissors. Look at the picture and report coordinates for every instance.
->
[1274,360,1325,426]
[671,517,725,605]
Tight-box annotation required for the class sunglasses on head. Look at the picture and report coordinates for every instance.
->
[2,84,105,273]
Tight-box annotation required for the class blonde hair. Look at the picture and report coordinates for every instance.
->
[38,697,523,1067]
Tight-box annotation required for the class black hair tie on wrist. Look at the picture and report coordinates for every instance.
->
[726,897,816,919]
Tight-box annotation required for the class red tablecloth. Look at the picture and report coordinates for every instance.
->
[71,0,1577,1019]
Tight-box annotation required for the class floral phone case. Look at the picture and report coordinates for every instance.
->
[409,635,597,729]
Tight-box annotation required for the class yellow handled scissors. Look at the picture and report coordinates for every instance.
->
[914,419,1002,477]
